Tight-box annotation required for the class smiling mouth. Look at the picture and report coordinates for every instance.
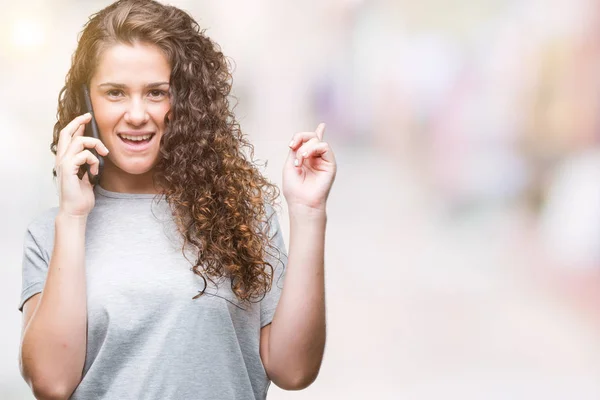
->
[118,133,156,145]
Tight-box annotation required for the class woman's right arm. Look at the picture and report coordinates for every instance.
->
[19,112,109,400]
[20,213,89,400]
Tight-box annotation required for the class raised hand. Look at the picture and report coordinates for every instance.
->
[282,123,337,213]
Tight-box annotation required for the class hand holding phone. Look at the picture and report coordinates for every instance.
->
[81,84,104,185]
[53,111,109,217]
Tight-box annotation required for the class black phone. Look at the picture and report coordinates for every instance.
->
[81,84,104,185]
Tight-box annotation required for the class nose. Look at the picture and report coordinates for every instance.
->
[124,97,149,126]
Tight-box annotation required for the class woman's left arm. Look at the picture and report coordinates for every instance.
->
[260,123,336,390]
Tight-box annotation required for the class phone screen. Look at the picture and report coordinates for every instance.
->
[81,84,104,185]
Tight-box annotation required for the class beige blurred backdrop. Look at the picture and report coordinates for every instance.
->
[2,0,600,399]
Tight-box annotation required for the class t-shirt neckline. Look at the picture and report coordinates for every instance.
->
[94,184,162,200]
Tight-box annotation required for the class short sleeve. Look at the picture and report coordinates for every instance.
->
[260,208,288,327]
[18,225,51,312]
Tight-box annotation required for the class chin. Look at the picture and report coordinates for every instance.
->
[115,160,157,175]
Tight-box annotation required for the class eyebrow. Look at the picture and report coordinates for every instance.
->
[97,82,170,89]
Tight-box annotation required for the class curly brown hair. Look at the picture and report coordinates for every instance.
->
[50,0,283,303]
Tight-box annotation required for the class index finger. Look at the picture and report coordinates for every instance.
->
[315,122,326,141]
[62,112,92,137]
[56,113,91,159]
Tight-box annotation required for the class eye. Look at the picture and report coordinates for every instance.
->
[106,89,123,98]
[148,89,167,99]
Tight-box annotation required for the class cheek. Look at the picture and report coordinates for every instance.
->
[151,103,171,128]
[95,105,123,131]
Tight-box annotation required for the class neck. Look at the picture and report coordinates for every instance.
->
[98,160,161,194]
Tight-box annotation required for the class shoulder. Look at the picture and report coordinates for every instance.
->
[25,207,60,243]
[263,202,283,236]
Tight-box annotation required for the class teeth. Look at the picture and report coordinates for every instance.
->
[121,134,152,141]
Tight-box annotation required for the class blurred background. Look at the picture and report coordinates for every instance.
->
[2,0,600,398]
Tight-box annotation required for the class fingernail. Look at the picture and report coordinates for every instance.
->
[294,159,299,167]
[289,140,294,147]
[302,151,308,157]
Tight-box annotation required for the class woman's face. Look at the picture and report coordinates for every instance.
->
[89,41,171,181]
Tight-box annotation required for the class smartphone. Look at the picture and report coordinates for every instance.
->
[81,84,104,185]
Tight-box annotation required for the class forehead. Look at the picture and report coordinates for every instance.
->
[91,42,171,84]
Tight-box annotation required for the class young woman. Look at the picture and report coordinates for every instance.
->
[18,1,336,399]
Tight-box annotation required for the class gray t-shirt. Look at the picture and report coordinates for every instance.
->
[19,184,287,399]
